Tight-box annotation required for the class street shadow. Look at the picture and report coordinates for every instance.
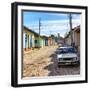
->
[44,52,60,76]
[44,52,80,76]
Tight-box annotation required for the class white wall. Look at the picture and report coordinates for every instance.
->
[0,0,89,89]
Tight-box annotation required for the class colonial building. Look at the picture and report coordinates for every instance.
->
[23,26,56,51]
[64,25,80,53]
[23,26,36,50]
[23,26,46,50]
[72,26,80,53]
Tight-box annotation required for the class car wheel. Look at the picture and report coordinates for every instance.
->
[58,63,61,68]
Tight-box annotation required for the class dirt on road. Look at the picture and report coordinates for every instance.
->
[23,45,80,78]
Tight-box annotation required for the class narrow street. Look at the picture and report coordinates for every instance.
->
[23,45,80,78]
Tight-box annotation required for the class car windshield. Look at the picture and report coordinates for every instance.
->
[58,47,76,53]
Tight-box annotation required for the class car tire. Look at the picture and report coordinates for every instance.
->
[58,63,61,68]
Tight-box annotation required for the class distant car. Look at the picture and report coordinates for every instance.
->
[58,43,63,47]
[56,46,79,66]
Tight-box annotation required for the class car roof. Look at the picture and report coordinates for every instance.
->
[60,46,73,49]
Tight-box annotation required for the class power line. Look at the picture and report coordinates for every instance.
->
[29,22,79,26]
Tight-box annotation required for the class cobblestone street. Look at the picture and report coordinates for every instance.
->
[23,46,80,78]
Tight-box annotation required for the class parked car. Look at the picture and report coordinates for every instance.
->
[56,46,80,66]
[58,43,63,47]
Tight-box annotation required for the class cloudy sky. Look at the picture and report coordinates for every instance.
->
[23,11,81,37]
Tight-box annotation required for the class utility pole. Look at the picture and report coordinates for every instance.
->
[39,18,41,48]
[69,13,73,46]
[39,18,41,36]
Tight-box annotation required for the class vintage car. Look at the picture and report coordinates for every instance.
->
[56,46,80,66]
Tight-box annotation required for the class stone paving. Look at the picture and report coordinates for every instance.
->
[23,45,80,78]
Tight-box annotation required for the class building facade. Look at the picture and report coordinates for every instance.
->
[72,26,80,53]
[23,26,35,50]
[23,26,56,51]
[65,25,80,53]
